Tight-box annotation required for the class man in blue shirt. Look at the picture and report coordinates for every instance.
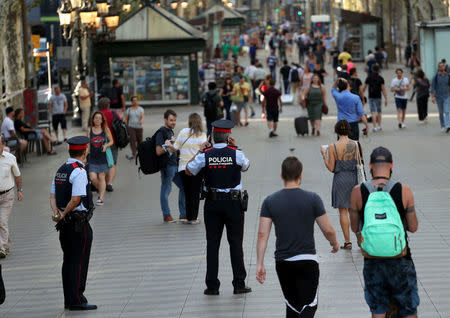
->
[431,61,450,132]
[332,78,369,140]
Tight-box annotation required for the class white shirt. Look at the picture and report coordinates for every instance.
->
[391,77,409,99]
[51,158,88,211]
[245,65,257,80]
[78,87,91,108]
[187,143,250,192]
[0,151,21,192]
[173,128,207,172]
[1,117,15,139]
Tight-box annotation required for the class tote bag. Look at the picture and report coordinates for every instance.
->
[354,141,366,184]
[105,135,114,168]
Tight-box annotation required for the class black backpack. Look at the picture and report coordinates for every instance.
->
[112,112,129,148]
[291,69,300,82]
[368,75,382,96]
[135,128,168,175]
[203,92,218,120]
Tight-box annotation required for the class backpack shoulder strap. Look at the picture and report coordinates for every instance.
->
[363,181,377,193]
[383,180,398,193]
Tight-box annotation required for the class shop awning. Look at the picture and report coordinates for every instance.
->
[416,17,450,28]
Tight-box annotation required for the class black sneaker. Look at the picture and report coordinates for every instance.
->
[398,123,402,129]
[446,127,450,134]
[204,288,219,295]
[233,286,252,294]
[106,184,114,192]
[269,131,275,138]
[272,132,278,137]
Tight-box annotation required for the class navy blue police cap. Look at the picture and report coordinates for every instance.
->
[212,119,235,133]
[67,136,90,151]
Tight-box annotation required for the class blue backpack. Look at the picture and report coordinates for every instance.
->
[361,181,407,258]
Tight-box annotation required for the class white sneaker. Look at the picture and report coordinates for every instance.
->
[372,127,378,133]
[441,127,446,132]
[378,127,382,131]
[96,198,104,206]
[401,123,406,129]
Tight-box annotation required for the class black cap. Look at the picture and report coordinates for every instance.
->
[212,119,235,133]
[67,136,90,150]
[370,147,393,164]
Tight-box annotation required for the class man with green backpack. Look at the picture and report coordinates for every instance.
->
[350,147,419,318]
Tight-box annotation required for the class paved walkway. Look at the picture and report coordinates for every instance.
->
[1,55,449,317]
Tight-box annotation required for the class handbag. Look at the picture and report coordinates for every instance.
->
[105,145,114,168]
[322,103,329,115]
[354,141,366,184]
[231,94,244,103]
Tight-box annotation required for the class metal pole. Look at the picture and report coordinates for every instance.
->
[47,42,52,90]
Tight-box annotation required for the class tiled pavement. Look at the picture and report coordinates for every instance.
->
[1,60,449,317]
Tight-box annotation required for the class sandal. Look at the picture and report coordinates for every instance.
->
[341,242,352,250]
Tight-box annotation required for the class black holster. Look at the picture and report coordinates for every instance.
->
[55,209,93,232]
[240,190,249,212]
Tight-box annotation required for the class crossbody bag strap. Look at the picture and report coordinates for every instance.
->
[179,133,193,151]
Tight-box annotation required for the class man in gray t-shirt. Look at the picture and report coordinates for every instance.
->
[256,157,339,317]
[48,86,68,143]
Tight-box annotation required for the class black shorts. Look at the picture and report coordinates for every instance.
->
[52,114,67,131]
[276,259,319,317]
[266,109,279,123]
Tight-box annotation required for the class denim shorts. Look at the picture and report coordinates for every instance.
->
[236,102,247,111]
[395,98,408,110]
[369,98,382,113]
[363,258,420,316]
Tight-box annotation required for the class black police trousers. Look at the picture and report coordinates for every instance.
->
[59,221,93,307]
[204,199,246,290]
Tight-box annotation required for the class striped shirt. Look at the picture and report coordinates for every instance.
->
[173,128,207,172]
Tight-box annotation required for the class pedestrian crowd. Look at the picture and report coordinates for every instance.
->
[1,22,448,318]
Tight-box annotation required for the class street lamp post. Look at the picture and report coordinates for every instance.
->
[58,0,119,123]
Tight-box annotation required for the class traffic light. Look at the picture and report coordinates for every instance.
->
[298,10,303,16]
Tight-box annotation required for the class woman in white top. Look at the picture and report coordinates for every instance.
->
[173,113,207,224]
[125,96,145,160]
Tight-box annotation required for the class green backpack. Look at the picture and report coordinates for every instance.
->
[361,181,407,258]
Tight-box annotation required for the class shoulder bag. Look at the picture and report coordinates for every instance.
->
[105,134,114,168]
[176,132,193,165]
[354,141,366,184]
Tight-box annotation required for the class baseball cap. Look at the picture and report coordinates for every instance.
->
[370,147,393,164]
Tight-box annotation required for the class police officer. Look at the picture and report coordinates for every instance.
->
[50,136,97,311]
[186,120,251,295]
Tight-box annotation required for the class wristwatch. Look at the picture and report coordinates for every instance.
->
[17,188,23,193]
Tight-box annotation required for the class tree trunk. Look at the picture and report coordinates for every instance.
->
[1,0,25,108]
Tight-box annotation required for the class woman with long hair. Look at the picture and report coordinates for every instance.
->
[320,120,361,250]
[173,113,208,224]
[220,77,233,120]
[302,74,326,136]
[87,111,114,206]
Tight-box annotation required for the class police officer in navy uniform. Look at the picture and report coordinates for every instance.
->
[50,136,97,311]
[187,120,251,295]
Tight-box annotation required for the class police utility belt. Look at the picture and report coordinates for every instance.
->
[55,209,94,232]
[205,190,249,212]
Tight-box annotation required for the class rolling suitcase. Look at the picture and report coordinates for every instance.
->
[294,117,309,136]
